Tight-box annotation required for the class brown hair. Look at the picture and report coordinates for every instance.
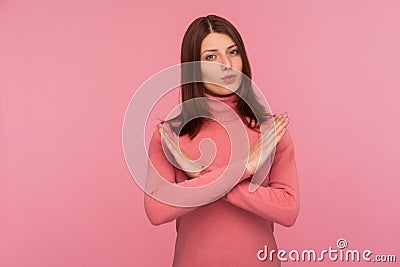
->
[164,14,271,139]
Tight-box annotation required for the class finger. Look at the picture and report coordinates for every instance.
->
[275,127,287,144]
[160,126,179,150]
[160,126,198,165]
[271,120,289,146]
[271,115,289,136]
[250,138,276,172]
[261,118,288,149]
[161,132,176,153]
[158,126,203,176]
[253,121,281,155]
[275,117,289,134]
[248,114,289,172]
[252,116,282,151]
[159,127,181,157]
[251,123,275,154]
[276,118,289,136]
[259,119,283,142]
[262,114,287,138]
[247,114,287,156]
[252,127,277,158]
[248,125,283,172]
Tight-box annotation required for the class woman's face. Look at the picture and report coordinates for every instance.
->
[200,32,243,96]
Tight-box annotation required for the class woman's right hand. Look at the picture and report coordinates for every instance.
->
[158,124,203,179]
[244,113,289,175]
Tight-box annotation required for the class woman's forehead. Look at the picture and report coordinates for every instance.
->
[201,33,236,51]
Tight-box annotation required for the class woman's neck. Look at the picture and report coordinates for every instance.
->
[204,89,236,98]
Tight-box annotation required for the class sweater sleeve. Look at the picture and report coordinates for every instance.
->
[144,126,252,226]
[223,128,300,227]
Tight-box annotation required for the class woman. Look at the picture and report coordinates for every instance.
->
[144,14,299,267]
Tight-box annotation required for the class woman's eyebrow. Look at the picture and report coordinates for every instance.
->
[201,44,237,55]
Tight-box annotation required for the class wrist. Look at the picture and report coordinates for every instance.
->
[242,158,254,176]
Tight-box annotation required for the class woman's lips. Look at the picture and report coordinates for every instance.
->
[221,75,236,84]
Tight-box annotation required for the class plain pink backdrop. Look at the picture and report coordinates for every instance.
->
[1,0,399,266]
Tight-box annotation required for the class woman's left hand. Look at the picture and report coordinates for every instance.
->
[158,124,203,179]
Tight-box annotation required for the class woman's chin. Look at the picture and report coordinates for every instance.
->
[205,89,234,96]
[204,85,239,96]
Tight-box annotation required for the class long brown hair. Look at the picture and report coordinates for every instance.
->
[164,14,272,139]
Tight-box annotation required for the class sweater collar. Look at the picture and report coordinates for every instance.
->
[204,92,241,122]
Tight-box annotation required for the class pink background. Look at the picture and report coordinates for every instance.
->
[1,1,399,266]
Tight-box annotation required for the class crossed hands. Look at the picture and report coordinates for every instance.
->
[158,113,289,179]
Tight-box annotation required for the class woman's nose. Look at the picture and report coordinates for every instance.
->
[220,55,232,70]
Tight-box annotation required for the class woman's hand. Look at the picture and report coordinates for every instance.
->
[244,113,289,175]
[158,124,203,179]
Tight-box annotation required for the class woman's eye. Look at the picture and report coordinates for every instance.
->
[205,54,216,60]
[230,49,239,55]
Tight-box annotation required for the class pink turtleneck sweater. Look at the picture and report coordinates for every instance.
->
[144,92,300,267]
